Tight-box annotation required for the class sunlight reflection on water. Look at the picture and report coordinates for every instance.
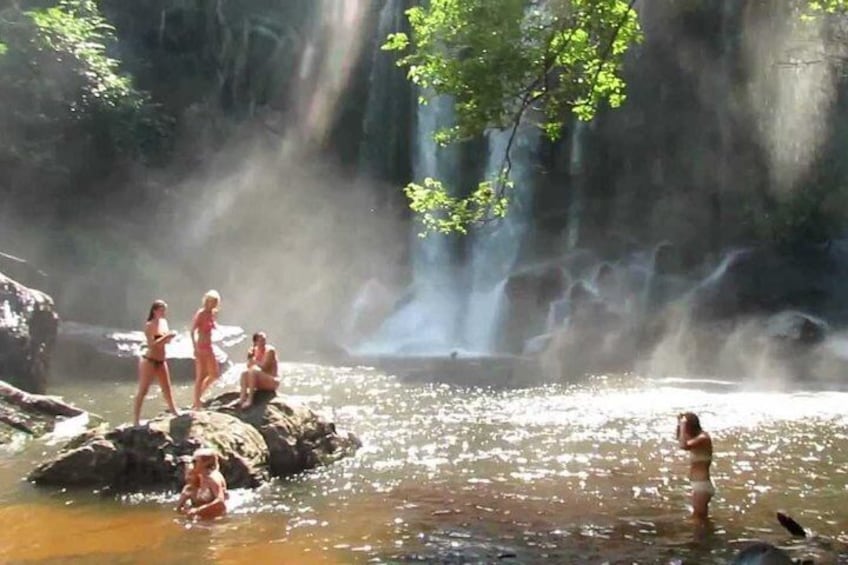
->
[0,364,846,563]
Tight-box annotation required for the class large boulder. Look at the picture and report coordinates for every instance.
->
[30,410,269,490]
[0,272,59,393]
[29,391,361,491]
[207,391,361,476]
[0,379,92,445]
[55,321,244,381]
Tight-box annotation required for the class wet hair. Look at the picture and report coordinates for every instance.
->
[202,289,221,309]
[252,331,266,344]
[192,447,219,471]
[147,299,167,322]
[679,412,703,437]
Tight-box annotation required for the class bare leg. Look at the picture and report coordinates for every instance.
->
[240,371,257,409]
[133,359,153,426]
[241,370,279,409]
[198,353,219,402]
[253,371,280,393]
[692,491,711,523]
[192,355,204,410]
[239,370,252,407]
[157,363,180,416]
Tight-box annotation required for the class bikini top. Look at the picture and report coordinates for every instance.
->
[197,311,216,333]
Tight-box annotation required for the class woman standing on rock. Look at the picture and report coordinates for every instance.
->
[133,299,179,426]
[676,412,714,523]
[191,290,221,409]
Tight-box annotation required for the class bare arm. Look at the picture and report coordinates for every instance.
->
[684,433,710,451]
[175,485,193,513]
[677,418,690,449]
[262,347,278,372]
[191,312,200,348]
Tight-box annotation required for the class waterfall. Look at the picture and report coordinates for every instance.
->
[566,121,586,250]
[358,0,407,178]
[462,125,539,352]
[356,93,462,356]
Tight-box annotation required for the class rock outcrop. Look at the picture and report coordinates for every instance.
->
[206,391,360,476]
[0,272,59,393]
[29,391,361,491]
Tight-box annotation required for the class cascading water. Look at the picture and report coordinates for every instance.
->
[356,93,462,355]
[566,121,586,250]
[357,0,407,178]
[462,125,539,352]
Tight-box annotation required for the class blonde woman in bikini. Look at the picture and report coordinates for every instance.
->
[677,412,714,521]
[133,300,179,426]
[191,290,220,409]
[176,447,228,519]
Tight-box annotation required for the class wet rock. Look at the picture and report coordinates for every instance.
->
[30,410,269,489]
[29,391,361,491]
[502,264,570,353]
[0,379,91,444]
[764,311,828,345]
[0,272,59,393]
[55,321,244,381]
[206,391,362,476]
[688,243,848,324]
[731,542,793,565]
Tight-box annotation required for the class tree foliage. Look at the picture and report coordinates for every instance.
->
[384,0,642,234]
[0,0,164,206]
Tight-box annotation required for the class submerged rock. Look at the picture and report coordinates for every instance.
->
[55,321,244,381]
[0,379,91,445]
[0,272,59,393]
[29,391,360,491]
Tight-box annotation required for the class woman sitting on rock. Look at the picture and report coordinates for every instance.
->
[176,447,228,519]
[133,299,179,426]
[238,331,279,409]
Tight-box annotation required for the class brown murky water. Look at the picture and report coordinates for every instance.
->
[1,364,846,564]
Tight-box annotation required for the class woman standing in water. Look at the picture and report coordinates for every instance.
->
[133,299,179,426]
[175,447,228,519]
[677,412,714,522]
[191,290,220,409]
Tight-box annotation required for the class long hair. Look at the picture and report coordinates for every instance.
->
[680,412,703,437]
[202,289,221,310]
[147,299,167,322]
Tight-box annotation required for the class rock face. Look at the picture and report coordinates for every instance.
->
[29,391,361,491]
[55,321,244,381]
[0,379,90,445]
[0,272,59,393]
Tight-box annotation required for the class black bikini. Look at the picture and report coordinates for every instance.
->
[144,335,166,368]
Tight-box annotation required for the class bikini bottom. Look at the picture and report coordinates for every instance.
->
[691,480,715,496]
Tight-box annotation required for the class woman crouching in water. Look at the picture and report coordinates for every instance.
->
[677,412,714,522]
[191,290,221,409]
[133,300,179,426]
[176,448,228,519]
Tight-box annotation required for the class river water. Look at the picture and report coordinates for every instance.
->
[1,363,846,564]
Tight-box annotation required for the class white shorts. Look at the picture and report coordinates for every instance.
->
[691,480,715,496]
